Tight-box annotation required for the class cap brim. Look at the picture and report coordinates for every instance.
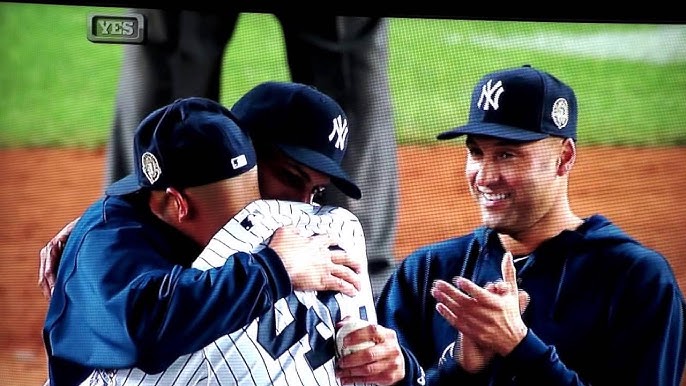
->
[105,174,143,196]
[437,123,550,142]
[278,144,362,200]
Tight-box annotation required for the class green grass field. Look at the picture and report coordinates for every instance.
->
[1,3,685,148]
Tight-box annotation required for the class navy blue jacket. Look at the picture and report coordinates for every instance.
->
[43,194,292,386]
[376,215,686,385]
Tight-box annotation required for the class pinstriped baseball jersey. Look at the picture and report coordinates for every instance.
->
[81,199,376,386]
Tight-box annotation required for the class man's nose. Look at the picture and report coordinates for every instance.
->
[475,160,499,185]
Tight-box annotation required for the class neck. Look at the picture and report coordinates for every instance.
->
[498,207,583,256]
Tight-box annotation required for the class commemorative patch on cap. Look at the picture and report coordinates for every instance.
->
[551,98,569,129]
[141,152,161,184]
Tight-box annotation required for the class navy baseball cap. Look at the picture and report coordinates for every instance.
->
[231,81,361,199]
[437,65,577,142]
[106,97,257,196]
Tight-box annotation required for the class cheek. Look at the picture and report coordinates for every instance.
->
[515,170,550,204]
[258,169,304,202]
[258,170,278,199]
[259,180,290,201]
[526,160,557,188]
[465,162,478,182]
[465,173,477,197]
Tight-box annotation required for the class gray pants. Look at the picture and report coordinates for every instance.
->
[105,11,399,299]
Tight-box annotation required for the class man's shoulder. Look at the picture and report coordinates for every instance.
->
[400,230,481,274]
[579,214,665,261]
[73,195,185,257]
[410,231,480,256]
[73,195,151,236]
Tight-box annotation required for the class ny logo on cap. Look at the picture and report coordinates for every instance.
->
[477,79,505,111]
[328,115,348,150]
[141,152,161,184]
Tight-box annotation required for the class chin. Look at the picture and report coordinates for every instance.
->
[481,211,501,227]
[482,215,511,233]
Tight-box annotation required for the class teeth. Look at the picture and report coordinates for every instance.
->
[482,192,509,201]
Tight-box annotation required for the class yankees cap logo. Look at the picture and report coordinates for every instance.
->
[141,152,161,184]
[477,79,505,111]
[551,98,570,129]
[328,115,348,150]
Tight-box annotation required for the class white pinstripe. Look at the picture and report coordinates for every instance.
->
[81,200,376,386]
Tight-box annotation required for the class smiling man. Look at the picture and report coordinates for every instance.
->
[375,65,686,386]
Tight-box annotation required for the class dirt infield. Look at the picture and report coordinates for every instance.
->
[2,145,685,385]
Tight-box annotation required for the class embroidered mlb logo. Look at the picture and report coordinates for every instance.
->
[231,154,247,169]
[240,216,254,230]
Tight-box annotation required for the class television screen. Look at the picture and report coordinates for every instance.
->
[2,4,684,385]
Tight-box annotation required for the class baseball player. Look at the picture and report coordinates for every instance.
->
[85,199,375,386]
[42,83,411,386]
[43,97,363,386]
[375,65,686,385]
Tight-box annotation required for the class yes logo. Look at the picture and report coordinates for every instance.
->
[328,115,348,150]
[88,14,145,44]
[477,79,505,111]
[97,19,134,36]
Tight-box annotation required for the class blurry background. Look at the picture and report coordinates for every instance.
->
[1,4,685,385]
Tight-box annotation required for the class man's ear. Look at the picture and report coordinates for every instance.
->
[557,138,577,176]
[149,187,190,224]
[165,187,190,222]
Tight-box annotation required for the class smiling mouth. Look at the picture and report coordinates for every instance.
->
[476,189,511,203]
